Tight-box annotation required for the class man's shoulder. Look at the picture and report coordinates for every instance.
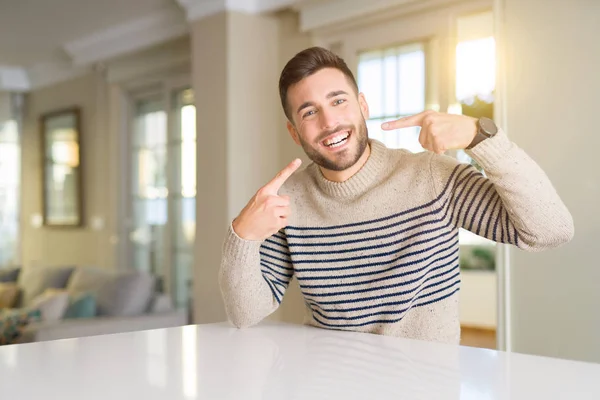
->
[383,145,434,172]
[385,145,464,172]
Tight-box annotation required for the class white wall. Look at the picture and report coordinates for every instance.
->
[459,270,497,329]
[500,0,600,363]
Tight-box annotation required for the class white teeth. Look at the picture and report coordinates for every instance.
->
[324,131,350,146]
[328,138,347,148]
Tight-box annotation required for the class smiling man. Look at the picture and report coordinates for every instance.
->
[218,47,574,344]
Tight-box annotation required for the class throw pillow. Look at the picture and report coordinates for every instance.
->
[0,283,19,309]
[29,291,70,322]
[0,267,20,283]
[0,308,41,345]
[64,293,97,319]
[17,265,75,307]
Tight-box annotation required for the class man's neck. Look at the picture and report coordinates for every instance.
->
[320,143,372,183]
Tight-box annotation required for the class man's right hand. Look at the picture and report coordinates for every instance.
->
[232,159,302,241]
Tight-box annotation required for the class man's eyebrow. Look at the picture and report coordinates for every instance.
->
[296,90,349,115]
[297,101,314,115]
[326,90,348,98]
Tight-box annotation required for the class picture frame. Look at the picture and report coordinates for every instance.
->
[40,107,83,227]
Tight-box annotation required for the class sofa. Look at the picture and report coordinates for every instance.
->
[0,265,188,344]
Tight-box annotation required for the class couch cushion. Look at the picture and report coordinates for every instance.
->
[95,270,155,317]
[17,266,76,307]
[66,266,114,295]
[67,267,155,317]
[0,267,20,283]
[0,283,20,309]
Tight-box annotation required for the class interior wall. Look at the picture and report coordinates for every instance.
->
[191,10,284,324]
[21,72,116,269]
[226,11,281,222]
[459,270,497,329]
[191,12,229,324]
[501,0,600,363]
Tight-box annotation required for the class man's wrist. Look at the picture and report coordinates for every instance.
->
[231,218,246,239]
[465,128,512,170]
[466,117,498,149]
[232,218,257,241]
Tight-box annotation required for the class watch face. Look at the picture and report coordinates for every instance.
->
[480,117,498,136]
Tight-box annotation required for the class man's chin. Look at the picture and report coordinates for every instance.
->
[316,151,360,172]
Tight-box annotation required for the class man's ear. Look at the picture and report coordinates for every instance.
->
[287,120,301,146]
[358,92,370,120]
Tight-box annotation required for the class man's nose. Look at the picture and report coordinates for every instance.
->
[320,107,339,131]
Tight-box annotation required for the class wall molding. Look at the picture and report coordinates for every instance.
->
[297,0,483,33]
[26,61,91,91]
[0,66,30,92]
[63,8,188,67]
[176,0,301,21]
[106,39,192,84]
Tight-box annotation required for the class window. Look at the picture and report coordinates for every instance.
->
[0,119,20,267]
[130,96,168,277]
[454,35,496,175]
[128,87,196,309]
[358,43,426,153]
[170,88,196,309]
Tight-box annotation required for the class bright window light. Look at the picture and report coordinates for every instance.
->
[456,36,496,102]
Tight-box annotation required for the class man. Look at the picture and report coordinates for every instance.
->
[219,47,574,344]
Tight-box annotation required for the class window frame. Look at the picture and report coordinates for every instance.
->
[0,117,22,268]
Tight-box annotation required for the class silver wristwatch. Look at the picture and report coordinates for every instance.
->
[466,117,498,149]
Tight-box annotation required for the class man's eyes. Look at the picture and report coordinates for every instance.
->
[302,99,346,118]
[303,110,316,118]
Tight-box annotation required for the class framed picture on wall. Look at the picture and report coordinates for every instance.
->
[40,107,83,227]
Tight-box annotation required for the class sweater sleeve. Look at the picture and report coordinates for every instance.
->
[428,129,574,251]
[219,223,294,328]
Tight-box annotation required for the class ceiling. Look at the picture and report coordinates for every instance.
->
[0,0,430,91]
[0,0,177,68]
[0,0,306,90]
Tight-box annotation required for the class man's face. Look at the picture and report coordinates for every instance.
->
[286,68,370,172]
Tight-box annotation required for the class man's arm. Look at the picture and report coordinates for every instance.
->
[219,159,301,328]
[428,129,574,250]
[381,110,573,250]
[219,224,293,328]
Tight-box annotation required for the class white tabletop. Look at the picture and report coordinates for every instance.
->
[1,321,599,399]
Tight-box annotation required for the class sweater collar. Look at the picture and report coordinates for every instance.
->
[309,139,389,198]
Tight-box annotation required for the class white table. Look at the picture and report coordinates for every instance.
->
[1,321,599,399]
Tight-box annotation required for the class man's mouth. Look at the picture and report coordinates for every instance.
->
[322,130,351,148]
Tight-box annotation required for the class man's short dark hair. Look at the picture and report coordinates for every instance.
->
[278,46,359,123]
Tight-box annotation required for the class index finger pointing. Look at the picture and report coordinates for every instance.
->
[265,158,302,193]
[381,111,429,130]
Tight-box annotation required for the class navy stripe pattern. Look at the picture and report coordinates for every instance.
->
[259,163,518,329]
[442,164,519,245]
[259,234,294,304]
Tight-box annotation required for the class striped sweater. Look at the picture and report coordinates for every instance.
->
[219,129,574,344]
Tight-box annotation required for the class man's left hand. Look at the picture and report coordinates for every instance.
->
[381,110,478,154]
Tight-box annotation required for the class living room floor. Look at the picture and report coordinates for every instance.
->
[460,326,496,350]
